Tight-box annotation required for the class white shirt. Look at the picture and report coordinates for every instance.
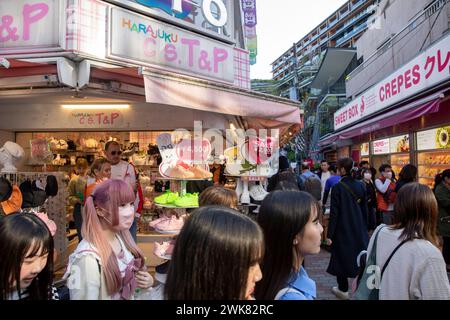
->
[367,225,450,300]
[64,236,135,300]
[320,171,331,201]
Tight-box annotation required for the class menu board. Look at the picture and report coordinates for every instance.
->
[360,143,369,156]
[389,135,410,153]
[417,126,450,151]
[372,138,390,155]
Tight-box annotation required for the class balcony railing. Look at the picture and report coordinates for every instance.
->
[336,22,367,46]
[348,0,449,79]
[351,0,365,11]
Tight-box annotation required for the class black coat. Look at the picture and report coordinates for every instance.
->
[327,176,369,278]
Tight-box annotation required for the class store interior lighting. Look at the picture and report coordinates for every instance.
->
[61,104,130,110]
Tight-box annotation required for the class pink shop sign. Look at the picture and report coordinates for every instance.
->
[70,112,125,128]
[108,7,234,83]
[334,33,450,130]
[0,0,61,53]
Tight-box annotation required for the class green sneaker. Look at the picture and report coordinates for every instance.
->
[174,193,199,207]
[154,191,179,205]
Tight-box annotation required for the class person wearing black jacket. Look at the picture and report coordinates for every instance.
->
[361,168,377,231]
[327,158,369,300]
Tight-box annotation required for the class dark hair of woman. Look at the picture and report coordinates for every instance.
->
[0,213,54,300]
[254,191,319,300]
[337,157,353,175]
[398,164,417,183]
[275,171,299,191]
[199,186,238,208]
[165,206,264,300]
[393,183,439,247]
[433,169,450,191]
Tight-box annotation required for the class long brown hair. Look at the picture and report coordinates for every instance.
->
[199,186,238,209]
[393,183,439,247]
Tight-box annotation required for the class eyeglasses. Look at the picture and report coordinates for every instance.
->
[111,151,122,156]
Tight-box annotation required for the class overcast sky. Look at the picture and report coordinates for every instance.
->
[250,0,349,80]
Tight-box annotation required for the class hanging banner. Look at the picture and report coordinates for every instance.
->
[241,0,257,65]
[108,7,234,83]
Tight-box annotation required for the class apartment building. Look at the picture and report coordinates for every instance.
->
[320,0,450,182]
[271,0,378,90]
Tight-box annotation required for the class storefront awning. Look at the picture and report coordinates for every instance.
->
[318,90,446,146]
[143,70,302,128]
[0,59,57,78]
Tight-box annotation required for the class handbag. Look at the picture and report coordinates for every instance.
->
[354,227,408,300]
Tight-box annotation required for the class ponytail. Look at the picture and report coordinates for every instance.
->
[81,195,121,295]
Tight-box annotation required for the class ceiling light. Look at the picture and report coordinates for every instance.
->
[61,104,130,110]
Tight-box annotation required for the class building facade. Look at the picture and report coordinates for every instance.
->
[321,0,450,186]
[270,0,380,160]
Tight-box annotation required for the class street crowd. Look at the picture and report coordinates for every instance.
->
[1,144,450,300]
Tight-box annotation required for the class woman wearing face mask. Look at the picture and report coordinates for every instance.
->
[63,179,153,300]
[361,168,377,231]
[85,157,112,199]
[254,191,323,300]
[0,213,57,300]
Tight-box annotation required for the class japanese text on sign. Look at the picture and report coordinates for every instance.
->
[334,34,450,130]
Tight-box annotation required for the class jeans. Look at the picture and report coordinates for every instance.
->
[73,203,83,242]
[129,217,138,243]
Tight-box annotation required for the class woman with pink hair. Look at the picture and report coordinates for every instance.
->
[63,179,153,300]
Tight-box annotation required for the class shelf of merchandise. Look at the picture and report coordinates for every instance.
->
[154,203,198,209]
[418,164,449,167]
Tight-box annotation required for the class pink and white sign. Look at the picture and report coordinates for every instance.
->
[69,111,124,128]
[176,138,211,164]
[334,33,450,130]
[0,0,60,52]
[372,138,390,155]
[108,7,234,83]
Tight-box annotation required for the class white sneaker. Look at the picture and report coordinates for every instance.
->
[331,286,349,300]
